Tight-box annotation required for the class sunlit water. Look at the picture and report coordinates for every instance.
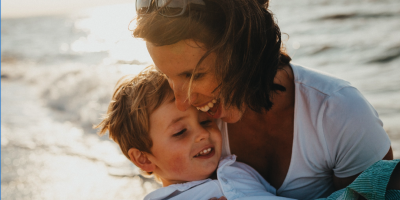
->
[1,0,400,199]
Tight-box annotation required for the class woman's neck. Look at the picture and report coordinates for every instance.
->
[234,64,295,134]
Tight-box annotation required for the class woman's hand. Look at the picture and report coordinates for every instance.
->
[387,161,400,190]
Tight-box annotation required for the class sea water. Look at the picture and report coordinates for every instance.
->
[1,0,400,199]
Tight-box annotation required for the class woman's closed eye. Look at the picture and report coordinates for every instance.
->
[185,73,204,80]
[173,129,186,137]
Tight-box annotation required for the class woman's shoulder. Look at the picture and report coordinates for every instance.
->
[290,63,368,120]
[292,63,380,128]
[291,64,391,177]
[290,63,352,97]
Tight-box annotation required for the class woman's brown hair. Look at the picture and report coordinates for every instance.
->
[134,0,291,112]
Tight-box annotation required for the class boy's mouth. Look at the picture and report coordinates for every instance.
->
[194,147,214,158]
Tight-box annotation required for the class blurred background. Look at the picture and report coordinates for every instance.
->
[1,0,399,199]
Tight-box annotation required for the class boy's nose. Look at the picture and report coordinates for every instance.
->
[194,128,209,143]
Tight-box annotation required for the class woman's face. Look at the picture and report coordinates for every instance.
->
[146,40,244,123]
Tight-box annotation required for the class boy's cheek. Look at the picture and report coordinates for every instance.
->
[167,154,188,174]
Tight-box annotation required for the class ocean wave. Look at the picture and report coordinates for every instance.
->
[2,61,147,134]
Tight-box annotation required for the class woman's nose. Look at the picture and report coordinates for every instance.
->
[169,79,192,111]
[175,94,191,111]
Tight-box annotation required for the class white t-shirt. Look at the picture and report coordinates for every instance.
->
[144,155,294,200]
[217,63,391,200]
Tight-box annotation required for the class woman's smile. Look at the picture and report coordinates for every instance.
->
[196,99,217,112]
[147,40,245,123]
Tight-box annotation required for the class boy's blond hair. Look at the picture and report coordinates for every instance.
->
[95,65,172,161]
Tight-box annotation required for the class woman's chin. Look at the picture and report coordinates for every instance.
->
[203,100,244,123]
[218,104,244,123]
[221,114,243,123]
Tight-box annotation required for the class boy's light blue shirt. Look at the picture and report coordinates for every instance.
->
[144,155,295,200]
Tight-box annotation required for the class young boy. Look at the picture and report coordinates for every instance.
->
[96,66,400,200]
[95,66,293,200]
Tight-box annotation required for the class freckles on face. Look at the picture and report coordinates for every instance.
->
[146,40,220,108]
[149,133,195,181]
[166,153,189,175]
[146,40,205,74]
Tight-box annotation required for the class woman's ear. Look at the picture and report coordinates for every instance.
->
[128,148,156,173]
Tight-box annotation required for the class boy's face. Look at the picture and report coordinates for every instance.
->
[148,95,222,186]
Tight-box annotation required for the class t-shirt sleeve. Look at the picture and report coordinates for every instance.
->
[322,86,391,178]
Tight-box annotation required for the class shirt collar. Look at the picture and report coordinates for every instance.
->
[144,179,211,200]
[144,155,237,200]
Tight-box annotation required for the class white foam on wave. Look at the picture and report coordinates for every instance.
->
[2,3,152,132]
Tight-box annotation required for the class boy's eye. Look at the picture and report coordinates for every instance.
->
[173,129,186,137]
[200,120,212,126]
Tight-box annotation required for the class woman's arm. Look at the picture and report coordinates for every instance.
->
[387,159,400,190]
[332,147,393,190]
[317,84,393,194]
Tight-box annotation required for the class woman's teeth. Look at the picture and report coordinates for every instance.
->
[197,99,217,112]
[195,148,212,157]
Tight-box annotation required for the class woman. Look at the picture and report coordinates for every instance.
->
[133,0,393,199]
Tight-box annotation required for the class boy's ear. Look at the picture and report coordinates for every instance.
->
[128,148,155,173]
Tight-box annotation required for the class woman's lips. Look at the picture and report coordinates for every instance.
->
[196,99,217,112]
[206,101,221,119]
[194,99,222,119]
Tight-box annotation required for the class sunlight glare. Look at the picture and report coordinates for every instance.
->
[71,3,152,64]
